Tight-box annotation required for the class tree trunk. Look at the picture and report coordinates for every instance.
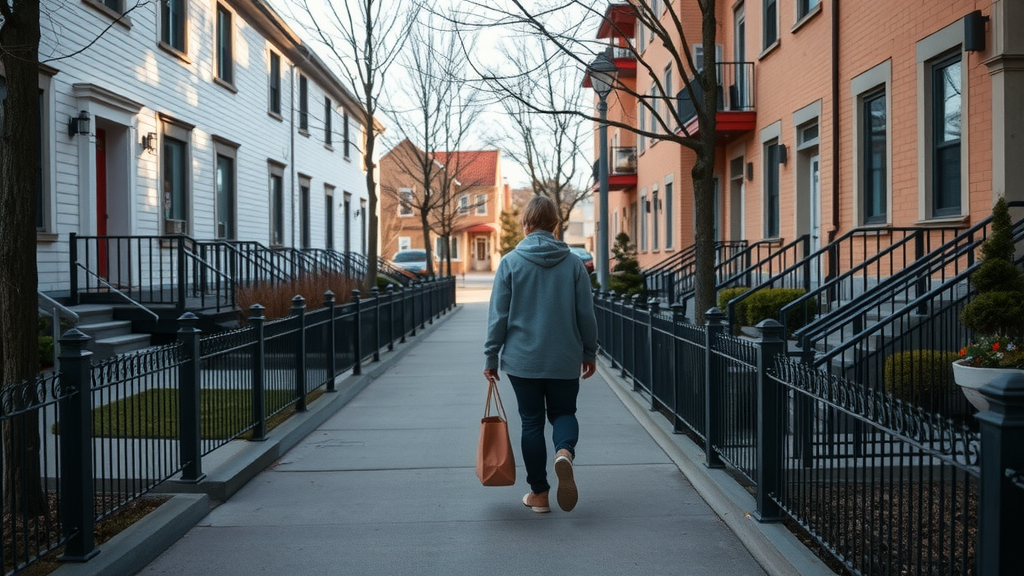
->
[691,9,719,326]
[0,0,46,517]
[363,120,379,291]
[420,211,433,276]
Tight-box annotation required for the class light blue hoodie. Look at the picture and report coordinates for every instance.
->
[484,231,599,379]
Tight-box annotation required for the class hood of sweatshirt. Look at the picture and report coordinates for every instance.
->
[515,231,571,268]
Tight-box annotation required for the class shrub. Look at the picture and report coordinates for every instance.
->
[743,288,816,332]
[607,232,646,296]
[717,287,750,325]
[236,272,357,322]
[38,336,54,367]
[884,350,960,411]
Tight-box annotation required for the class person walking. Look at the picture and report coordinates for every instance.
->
[483,196,599,513]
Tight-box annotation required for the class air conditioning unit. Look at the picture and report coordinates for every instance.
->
[165,219,186,235]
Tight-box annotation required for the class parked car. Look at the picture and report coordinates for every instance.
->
[570,246,595,273]
[392,249,429,276]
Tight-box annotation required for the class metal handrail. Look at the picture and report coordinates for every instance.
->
[674,239,787,312]
[38,291,79,324]
[74,263,159,321]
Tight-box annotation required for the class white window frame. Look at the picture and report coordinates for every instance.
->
[398,236,412,251]
[916,22,968,221]
[269,162,286,246]
[459,194,470,215]
[162,119,193,235]
[475,193,488,215]
[851,60,892,227]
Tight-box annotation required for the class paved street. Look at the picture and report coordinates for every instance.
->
[138,274,770,575]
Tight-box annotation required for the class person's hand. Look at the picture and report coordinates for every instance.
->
[581,361,596,379]
[484,369,500,385]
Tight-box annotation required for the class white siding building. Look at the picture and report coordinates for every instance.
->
[26,0,377,294]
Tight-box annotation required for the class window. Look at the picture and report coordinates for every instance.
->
[325,185,335,249]
[459,194,470,215]
[862,90,887,224]
[163,135,189,233]
[398,237,411,251]
[664,65,673,108]
[638,105,647,151]
[360,200,367,254]
[798,0,821,20]
[398,188,414,216]
[763,0,778,50]
[664,179,674,249]
[343,192,352,253]
[216,5,233,84]
[100,0,124,12]
[475,193,487,215]
[324,97,333,145]
[764,141,780,238]
[215,146,236,239]
[652,186,660,250]
[931,54,961,217]
[269,164,285,245]
[161,0,187,53]
[435,236,459,260]
[649,88,659,135]
[269,52,281,115]
[693,44,724,73]
[299,177,311,249]
[639,191,647,252]
[298,76,308,130]
[343,111,350,158]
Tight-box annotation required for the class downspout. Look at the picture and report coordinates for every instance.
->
[828,0,840,242]
[290,64,296,248]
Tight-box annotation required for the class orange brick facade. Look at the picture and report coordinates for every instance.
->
[593,1,1024,272]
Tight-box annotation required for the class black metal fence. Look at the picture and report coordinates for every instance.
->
[595,292,1024,576]
[0,277,455,574]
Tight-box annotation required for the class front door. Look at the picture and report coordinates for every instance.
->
[810,155,821,284]
[96,128,108,277]
[473,236,489,271]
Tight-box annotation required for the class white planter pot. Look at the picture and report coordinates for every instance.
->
[951,361,1024,412]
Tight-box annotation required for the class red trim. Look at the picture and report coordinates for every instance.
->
[462,223,497,233]
[682,111,758,144]
[597,4,637,39]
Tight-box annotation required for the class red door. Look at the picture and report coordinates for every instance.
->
[96,129,108,277]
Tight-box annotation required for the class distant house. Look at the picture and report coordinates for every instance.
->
[380,140,509,274]
[23,0,380,295]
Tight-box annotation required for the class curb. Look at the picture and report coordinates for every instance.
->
[52,304,460,576]
[597,360,837,576]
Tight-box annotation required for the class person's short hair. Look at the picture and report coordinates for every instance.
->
[520,196,559,233]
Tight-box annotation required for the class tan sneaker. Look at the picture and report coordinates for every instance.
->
[554,449,578,512]
[522,491,550,513]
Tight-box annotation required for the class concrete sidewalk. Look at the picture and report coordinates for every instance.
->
[115,278,832,575]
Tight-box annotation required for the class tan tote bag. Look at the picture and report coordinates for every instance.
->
[476,380,516,486]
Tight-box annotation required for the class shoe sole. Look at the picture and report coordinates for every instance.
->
[554,457,578,512]
[523,494,550,513]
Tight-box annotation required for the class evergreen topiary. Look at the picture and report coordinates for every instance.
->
[959,198,1024,368]
[606,232,646,296]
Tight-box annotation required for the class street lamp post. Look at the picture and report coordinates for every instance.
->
[587,50,618,292]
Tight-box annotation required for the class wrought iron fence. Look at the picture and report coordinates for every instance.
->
[1,277,455,573]
[595,291,1024,575]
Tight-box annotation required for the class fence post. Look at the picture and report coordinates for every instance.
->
[371,287,381,362]
[648,299,661,411]
[177,313,205,483]
[352,289,362,376]
[399,285,408,344]
[68,232,80,306]
[386,285,395,351]
[754,319,785,522]
[324,291,337,393]
[292,296,307,412]
[249,304,267,440]
[57,328,98,561]
[704,307,726,468]
[671,302,686,434]
[176,237,187,314]
[628,295,640,390]
[976,374,1024,576]
[418,281,427,330]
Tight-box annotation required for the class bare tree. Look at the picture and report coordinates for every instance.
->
[453,0,721,322]
[379,11,482,276]
[296,0,420,290]
[489,39,591,241]
[0,0,45,517]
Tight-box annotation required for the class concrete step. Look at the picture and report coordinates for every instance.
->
[94,333,152,361]
[68,303,115,325]
[77,319,134,341]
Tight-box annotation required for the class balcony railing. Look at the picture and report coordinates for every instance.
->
[611,146,637,174]
[675,61,755,124]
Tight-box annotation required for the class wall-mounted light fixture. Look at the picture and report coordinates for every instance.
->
[746,162,754,181]
[778,144,788,165]
[353,208,361,217]
[964,10,989,52]
[68,110,91,137]
[141,132,157,153]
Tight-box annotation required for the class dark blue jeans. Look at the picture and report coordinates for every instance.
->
[507,374,580,495]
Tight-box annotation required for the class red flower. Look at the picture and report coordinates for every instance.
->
[993,342,1001,351]
[960,348,967,356]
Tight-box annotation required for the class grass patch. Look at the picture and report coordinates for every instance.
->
[54,387,325,440]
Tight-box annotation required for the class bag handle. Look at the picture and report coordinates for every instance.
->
[484,380,508,420]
